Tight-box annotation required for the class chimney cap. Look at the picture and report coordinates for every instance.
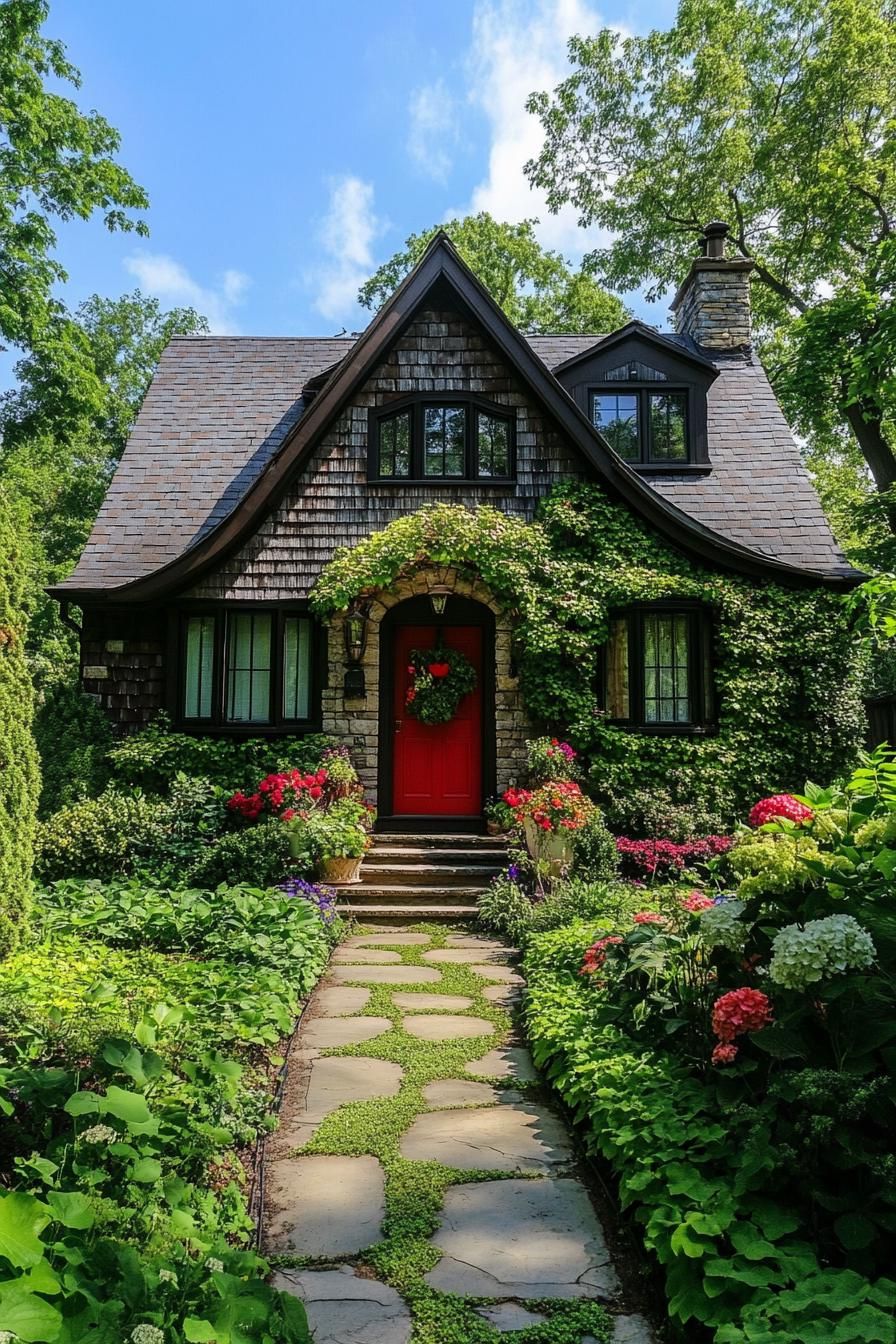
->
[701,220,730,259]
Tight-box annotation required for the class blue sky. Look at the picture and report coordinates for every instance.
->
[38,0,679,346]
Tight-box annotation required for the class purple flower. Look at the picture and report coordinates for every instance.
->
[279,875,338,925]
[507,864,520,881]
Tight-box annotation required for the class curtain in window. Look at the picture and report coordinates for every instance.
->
[605,617,631,718]
[643,612,690,723]
[184,616,215,719]
[283,617,312,719]
[226,613,272,723]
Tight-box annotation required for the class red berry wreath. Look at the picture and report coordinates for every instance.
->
[404,645,477,725]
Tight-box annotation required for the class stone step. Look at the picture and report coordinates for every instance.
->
[368,844,508,867]
[345,884,489,907]
[360,863,501,887]
[373,832,507,848]
[336,904,479,922]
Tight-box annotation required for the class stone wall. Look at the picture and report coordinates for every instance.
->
[321,567,533,808]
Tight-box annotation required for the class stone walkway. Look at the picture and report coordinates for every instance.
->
[262,927,654,1344]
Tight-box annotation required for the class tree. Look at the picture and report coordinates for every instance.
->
[0,0,148,352]
[0,488,39,955]
[525,0,896,528]
[359,213,628,332]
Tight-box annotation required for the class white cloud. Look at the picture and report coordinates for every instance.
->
[407,79,459,183]
[312,175,387,323]
[123,253,250,333]
[461,0,616,257]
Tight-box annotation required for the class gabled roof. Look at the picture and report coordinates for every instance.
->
[54,233,861,599]
[550,319,719,376]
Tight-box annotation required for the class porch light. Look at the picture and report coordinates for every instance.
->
[343,602,370,699]
[429,584,451,616]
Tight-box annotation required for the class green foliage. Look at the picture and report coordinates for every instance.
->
[33,673,112,816]
[476,875,535,944]
[358,212,628,333]
[187,822,295,890]
[478,869,652,945]
[570,810,617,880]
[33,790,167,883]
[0,491,39,955]
[0,876,334,1341]
[525,0,896,524]
[312,488,863,824]
[289,797,371,864]
[108,718,333,797]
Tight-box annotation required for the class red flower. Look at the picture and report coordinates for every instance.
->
[428,661,450,678]
[281,808,296,821]
[580,935,623,976]
[682,891,715,913]
[633,911,666,925]
[748,794,813,828]
[711,1043,739,1066]
[308,785,323,800]
[712,988,773,1043]
[407,665,415,676]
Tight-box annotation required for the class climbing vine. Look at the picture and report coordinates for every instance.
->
[311,485,864,831]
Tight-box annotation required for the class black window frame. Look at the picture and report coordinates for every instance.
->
[369,393,516,483]
[601,601,715,734]
[590,385,692,468]
[172,603,323,735]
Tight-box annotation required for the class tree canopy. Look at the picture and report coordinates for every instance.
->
[525,0,896,548]
[0,0,148,351]
[359,213,628,333]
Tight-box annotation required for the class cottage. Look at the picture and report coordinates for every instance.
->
[52,224,861,833]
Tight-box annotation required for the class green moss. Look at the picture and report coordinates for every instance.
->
[292,927,614,1344]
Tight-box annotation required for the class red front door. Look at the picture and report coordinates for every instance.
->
[392,625,483,817]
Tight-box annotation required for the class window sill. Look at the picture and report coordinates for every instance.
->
[608,721,718,738]
[368,477,517,487]
[175,723,323,736]
[632,462,712,475]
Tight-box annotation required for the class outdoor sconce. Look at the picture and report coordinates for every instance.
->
[429,584,451,616]
[343,602,370,698]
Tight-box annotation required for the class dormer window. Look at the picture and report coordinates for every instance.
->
[591,389,688,465]
[371,396,515,482]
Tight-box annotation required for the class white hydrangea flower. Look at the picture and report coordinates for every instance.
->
[205,1257,224,1274]
[698,900,747,952]
[158,1269,177,1285]
[0,1330,17,1343]
[769,915,876,990]
[80,1124,116,1144]
[130,1326,164,1344]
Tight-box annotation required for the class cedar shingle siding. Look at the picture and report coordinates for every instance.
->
[187,310,585,601]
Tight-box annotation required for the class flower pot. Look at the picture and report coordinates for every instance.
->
[486,820,501,836]
[321,854,364,885]
[524,818,574,878]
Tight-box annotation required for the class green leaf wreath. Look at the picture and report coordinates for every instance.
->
[404,645,477,725]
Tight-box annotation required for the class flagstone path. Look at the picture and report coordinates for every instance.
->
[263,926,655,1344]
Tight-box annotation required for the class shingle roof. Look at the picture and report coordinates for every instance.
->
[60,329,856,591]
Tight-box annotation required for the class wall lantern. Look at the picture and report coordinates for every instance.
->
[343,601,370,698]
[429,584,451,617]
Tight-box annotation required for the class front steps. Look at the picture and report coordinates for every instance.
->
[335,833,507,922]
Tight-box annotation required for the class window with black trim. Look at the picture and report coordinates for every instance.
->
[372,396,515,482]
[180,609,318,728]
[591,388,689,465]
[602,604,714,731]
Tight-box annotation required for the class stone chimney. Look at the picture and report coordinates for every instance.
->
[670,221,754,351]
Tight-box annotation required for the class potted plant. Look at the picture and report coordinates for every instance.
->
[484,796,515,836]
[502,781,595,877]
[291,798,372,884]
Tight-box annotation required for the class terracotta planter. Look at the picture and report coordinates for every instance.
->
[523,818,574,878]
[321,854,364,885]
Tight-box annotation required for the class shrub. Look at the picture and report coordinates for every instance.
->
[187,821,295,889]
[34,790,168,882]
[526,735,581,784]
[108,715,333,795]
[33,672,112,816]
[615,833,733,881]
[598,783,727,841]
[0,491,39,956]
[531,878,657,935]
[570,808,617,880]
[477,874,534,944]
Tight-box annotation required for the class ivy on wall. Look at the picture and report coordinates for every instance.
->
[311,485,865,832]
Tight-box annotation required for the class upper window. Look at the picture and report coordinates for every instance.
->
[372,397,515,482]
[592,389,688,465]
[181,609,317,728]
[603,604,714,731]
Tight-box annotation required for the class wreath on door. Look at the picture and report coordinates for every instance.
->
[405,644,477,725]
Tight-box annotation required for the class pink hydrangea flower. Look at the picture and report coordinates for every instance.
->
[711,1043,739,1066]
[682,891,715,913]
[711,988,773,1043]
[633,911,666,925]
[748,794,813,828]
